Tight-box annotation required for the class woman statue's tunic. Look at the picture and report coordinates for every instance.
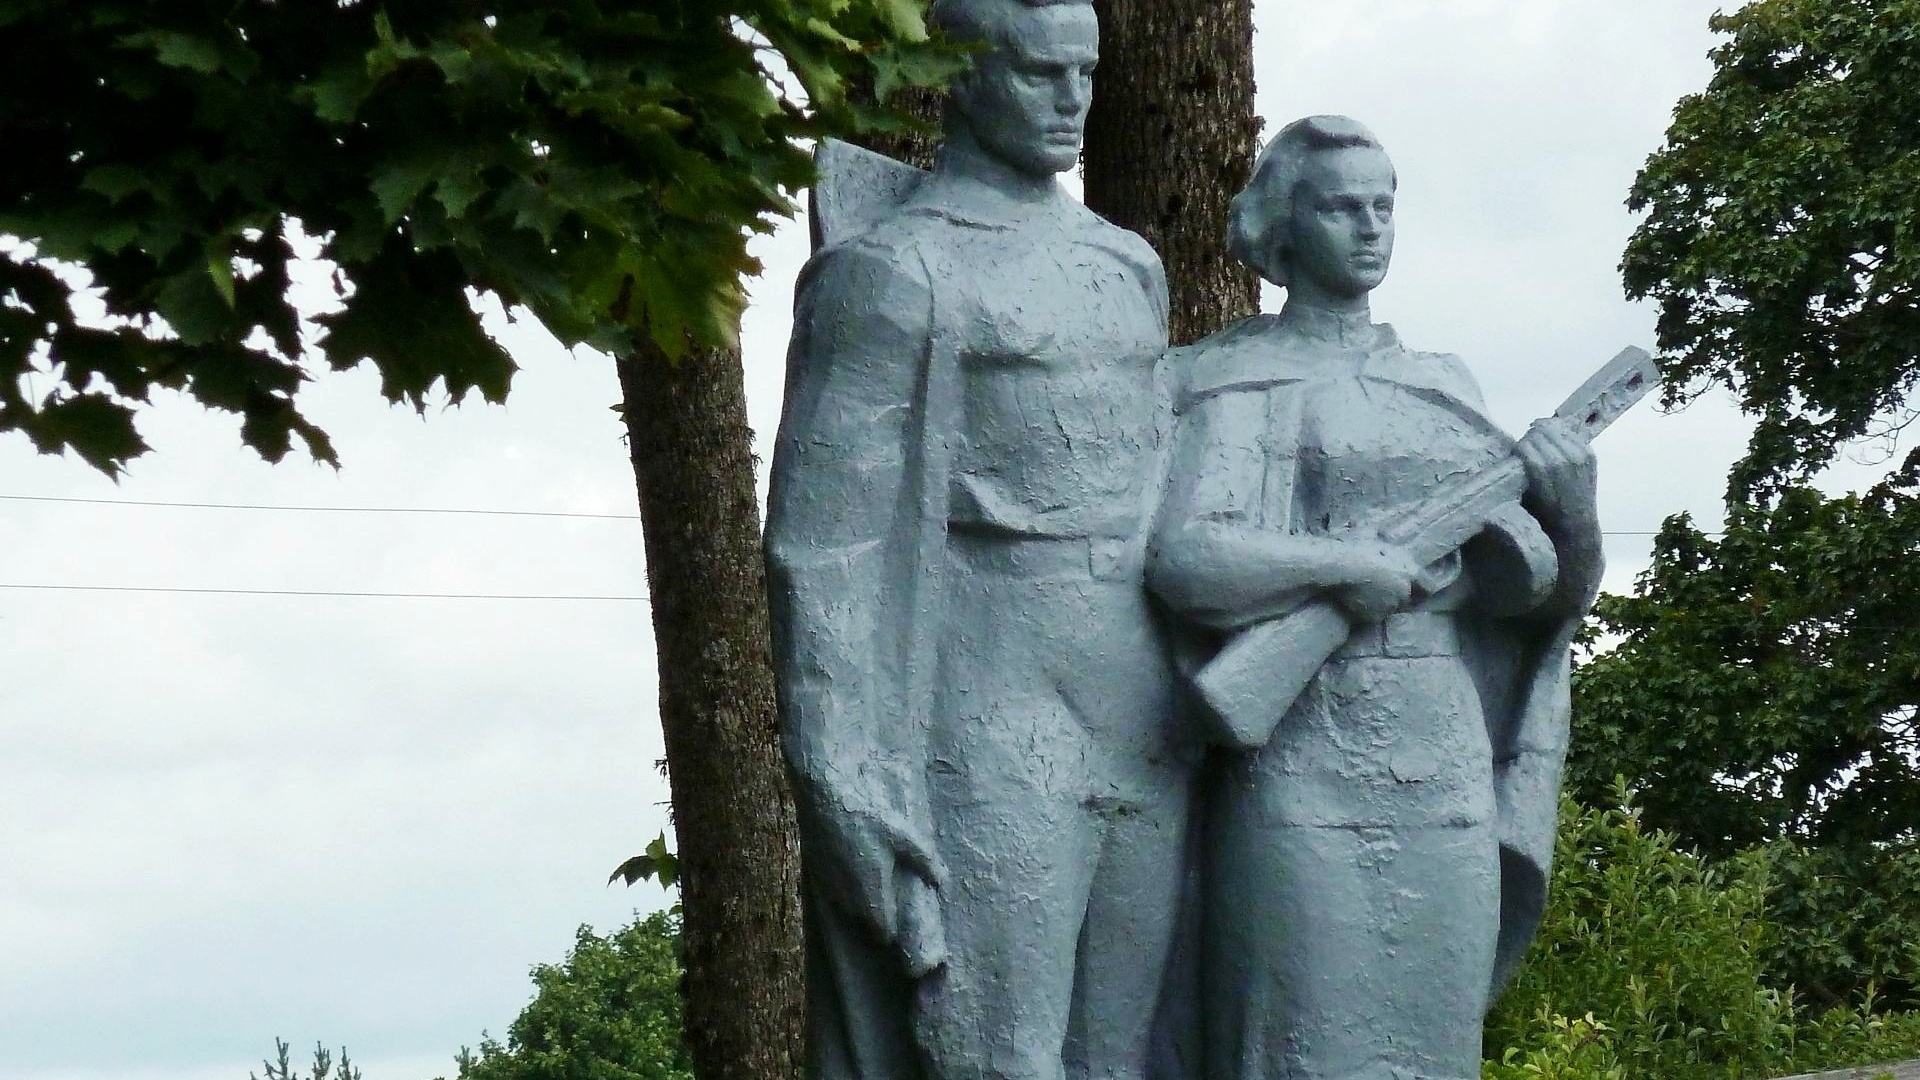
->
[1150,306,1576,1080]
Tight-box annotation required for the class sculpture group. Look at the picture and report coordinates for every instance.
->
[766,0,1647,1077]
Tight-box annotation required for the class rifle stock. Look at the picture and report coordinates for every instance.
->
[1195,602,1351,748]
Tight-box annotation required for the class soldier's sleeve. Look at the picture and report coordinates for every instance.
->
[1159,373,1269,530]
[1113,226,1171,341]
[765,238,936,818]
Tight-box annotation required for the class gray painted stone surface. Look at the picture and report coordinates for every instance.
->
[767,2,1178,1077]
[1142,115,1619,1080]
[1775,1061,1920,1080]
[768,8,1640,1072]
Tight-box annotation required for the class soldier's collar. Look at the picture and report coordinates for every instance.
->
[905,172,1089,232]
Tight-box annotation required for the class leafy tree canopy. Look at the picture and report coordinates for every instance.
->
[1598,0,1920,1008]
[446,910,691,1080]
[1572,477,1920,856]
[1623,0,1920,498]
[1570,476,1920,1004]
[0,0,957,474]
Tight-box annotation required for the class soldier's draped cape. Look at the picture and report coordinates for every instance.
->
[765,140,1168,1079]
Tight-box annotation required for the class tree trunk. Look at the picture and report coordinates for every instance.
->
[1081,6,1257,1072]
[613,81,941,1080]
[855,84,944,170]
[615,341,804,1080]
[1084,0,1260,345]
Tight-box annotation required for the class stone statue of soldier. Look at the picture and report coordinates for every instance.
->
[1146,115,1610,1080]
[764,1,1193,1077]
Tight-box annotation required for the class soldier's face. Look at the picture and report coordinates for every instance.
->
[952,3,1100,178]
[1285,145,1397,300]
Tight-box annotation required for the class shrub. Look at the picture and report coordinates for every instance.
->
[1486,793,1920,1079]
[442,910,691,1080]
[1757,838,1920,1010]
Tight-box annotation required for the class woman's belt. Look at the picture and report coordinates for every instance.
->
[1334,610,1461,659]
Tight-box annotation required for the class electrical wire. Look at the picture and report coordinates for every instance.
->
[0,582,646,601]
[0,492,1697,536]
[0,493,639,520]
[0,580,645,595]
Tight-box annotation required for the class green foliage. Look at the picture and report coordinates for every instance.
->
[1622,0,1920,496]
[1484,1013,1625,1080]
[1755,836,1920,1009]
[252,1039,361,1080]
[1568,479,1920,1002]
[1488,794,1792,1077]
[1569,478,1920,856]
[445,911,691,1080]
[1594,0,1920,1009]
[608,832,681,892]
[1486,795,1920,1079]
[0,0,961,474]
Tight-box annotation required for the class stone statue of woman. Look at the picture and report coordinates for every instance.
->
[1145,115,1606,1080]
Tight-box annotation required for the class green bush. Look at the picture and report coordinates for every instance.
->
[442,910,691,1080]
[1484,1013,1625,1080]
[1485,794,1920,1079]
[1757,839,1920,1010]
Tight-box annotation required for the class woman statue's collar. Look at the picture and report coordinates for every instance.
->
[1273,299,1382,348]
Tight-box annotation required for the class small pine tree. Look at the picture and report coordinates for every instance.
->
[252,1039,361,1080]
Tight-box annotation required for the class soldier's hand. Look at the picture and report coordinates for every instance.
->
[895,870,948,978]
[821,811,948,975]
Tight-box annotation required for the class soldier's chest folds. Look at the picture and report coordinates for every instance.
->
[956,253,1161,369]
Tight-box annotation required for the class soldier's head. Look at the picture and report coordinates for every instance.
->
[1228,115,1398,301]
[931,0,1099,178]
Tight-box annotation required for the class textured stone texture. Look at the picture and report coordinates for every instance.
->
[770,5,1181,1077]
[775,9,1633,1075]
[1775,1061,1920,1080]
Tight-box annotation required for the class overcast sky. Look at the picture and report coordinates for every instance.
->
[2,2,1861,1078]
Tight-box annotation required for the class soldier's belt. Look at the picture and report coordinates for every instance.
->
[946,529,1142,581]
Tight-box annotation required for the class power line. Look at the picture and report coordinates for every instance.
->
[0,492,1705,536]
[0,493,640,520]
[0,583,646,601]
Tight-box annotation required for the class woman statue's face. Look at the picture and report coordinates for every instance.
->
[1283,145,1397,302]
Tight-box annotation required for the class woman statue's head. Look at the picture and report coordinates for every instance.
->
[1228,115,1398,303]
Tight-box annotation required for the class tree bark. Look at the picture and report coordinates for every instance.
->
[612,83,940,1080]
[855,84,944,170]
[1080,6,1257,1072]
[1084,0,1260,345]
[615,341,804,1080]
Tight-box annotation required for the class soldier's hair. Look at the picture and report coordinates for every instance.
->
[1227,115,1395,287]
[930,0,1093,49]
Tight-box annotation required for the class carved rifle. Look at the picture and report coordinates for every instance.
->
[1191,345,1661,749]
